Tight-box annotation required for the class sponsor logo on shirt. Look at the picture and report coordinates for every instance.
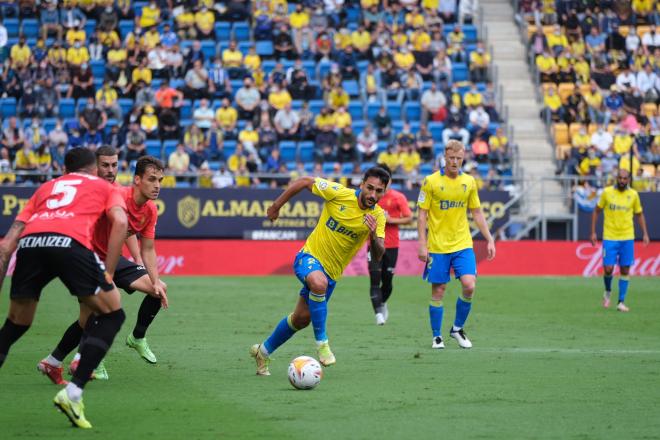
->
[608,204,630,212]
[325,216,359,239]
[440,200,466,210]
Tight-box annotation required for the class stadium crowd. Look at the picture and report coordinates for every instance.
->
[520,0,659,191]
[0,0,510,189]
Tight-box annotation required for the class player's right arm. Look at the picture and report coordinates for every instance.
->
[267,176,315,221]
[591,190,606,246]
[104,185,129,277]
[0,221,25,292]
[417,177,432,262]
[125,234,143,265]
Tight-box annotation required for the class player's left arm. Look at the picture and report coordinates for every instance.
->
[140,236,168,308]
[471,208,496,260]
[634,194,650,246]
[364,211,386,261]
[0,221,25,292]
[125,234,143,265]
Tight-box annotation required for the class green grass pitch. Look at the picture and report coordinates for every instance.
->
[1,276,659,439]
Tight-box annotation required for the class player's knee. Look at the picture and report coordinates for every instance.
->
[7,312,33,327]
[603,266,614,275]
[462,283,475,297]
[431,284,446,300]
[292,312,310,329]
[620,267,630,275]
[307,278,328,295]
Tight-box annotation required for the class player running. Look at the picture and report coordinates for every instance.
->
[367,165,413,325]
[417,140,496,349]
[250,167,389,375]
[0,148,128,428]
[38,151,168,385]
[590,169,650,312]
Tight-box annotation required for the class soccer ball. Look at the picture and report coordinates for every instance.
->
[288,356,323,390]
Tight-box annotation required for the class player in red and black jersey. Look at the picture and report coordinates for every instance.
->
[38,149,168,385]
[367,165,413,325]
[0,148,128,428]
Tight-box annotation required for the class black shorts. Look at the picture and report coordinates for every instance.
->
[367,247,399,274]
[114,256,148,294]
[10,233,114,300]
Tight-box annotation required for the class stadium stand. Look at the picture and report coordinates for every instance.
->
[0,0,512,188]
[517,0,659,190]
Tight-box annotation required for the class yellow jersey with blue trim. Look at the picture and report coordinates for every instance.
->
[417,170,481,254]
[597,186,642,241]
[302,178,386,280]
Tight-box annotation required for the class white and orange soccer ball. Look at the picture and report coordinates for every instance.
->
[287,356,323,390]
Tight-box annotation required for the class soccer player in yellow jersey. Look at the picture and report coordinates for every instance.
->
[417,140,495,349]
[591,169,649,312]
[250,168,389,375]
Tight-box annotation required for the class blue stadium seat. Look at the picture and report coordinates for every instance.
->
[352,119,366,135]
[279,142,297,162]
[298,142,314,162]
[85,20,97,40]
[366,102,382,120]
[151,78,163,90]
[208,161,221,171]
[201,41,217,60]
[261,60,276,74]
[322,162,335,174]
[224,140,237,157]
[215,22,232,41]
[90,60,106,80]
[232,22,250,41]
[255,40,274,57]
[317,61,332,81]
[59,98,76,118]
[291,100,303,110]
[21,19,39,38]
[404,102,421,122]
[163,140,178,158]
[146,140,163,159]
[341,162,354,174]
[302,60,316,79]
[360,162,376,172]
[343,80,360,98]
[345,6,361,22]
[420,163,434,176]
[1,98,17,118]
[464,25,478,43]
[180,100,193,120]
[43,118,57,133]
[4,19,19,37]
[285,161,297,171]
[93,78,104,91]
[392,120,404,134]
[118,98,134,116]
[452,63,469,82]
[238,41,252,55]
[377,141,388,152]
[387,103,401,121]
[309,99,325,115]
[119,20,134,39]
[428,122,444,140]
[348,102,364,120]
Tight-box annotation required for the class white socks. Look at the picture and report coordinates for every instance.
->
[44,355,62,367]
[66,382,83,403]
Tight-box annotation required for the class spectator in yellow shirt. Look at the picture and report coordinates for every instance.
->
[543,87,564,121]
[15,144,39,179]
[140,105,159,138]
[268,85,292,111]
[215,98,238,138]
[139,0,161,29]
[613,131,634,156]
[394,46,416,71]
[410,29,431,52]
[536,51,558,83]
[488,127,509,164]
[579,148,601,176]
[66,40,90,67]
[546,25,569,56]
[377,144,401,172]
[405,6,426,30]
[244,46,261,72]
[327,85,350,110]
[333,106,352,130]
[222,40,246,79]
[228,142,247,173]
[195,5,216,39]
[469,42,490,82]
[66,25,86,47]
[351,25,372,58]
[132,58,153,85]
[143,27,161,50]
[10,37,31,68]
[175,9,196,40]
[463,84,483,109]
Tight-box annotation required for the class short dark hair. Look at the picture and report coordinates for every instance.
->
[377,164,393,178]
[135,155,165,177]
[363,166,391,186]
[65,148,96,173]
[95,145,118,158]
